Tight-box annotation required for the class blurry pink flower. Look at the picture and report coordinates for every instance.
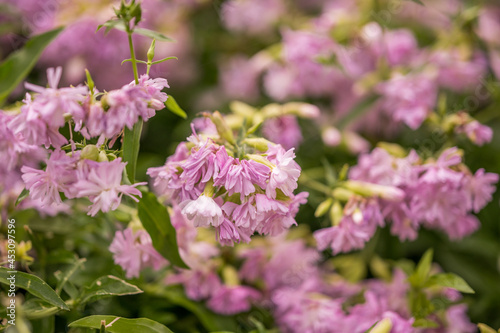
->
[109,228,167,279]
[431,49,488,92]
[322,127,342,147]
[464,168,498,213]
[207,285,260,315]
[221,0,284,35]
[21,150,77,207]
[462,121,493,146]
[262,116,303,149]
[74,158,145,216]
[382,29,418,66]
[377,73,437,130]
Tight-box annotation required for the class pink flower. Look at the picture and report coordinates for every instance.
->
[87,74,168,139]
[221,0,284,35]
[462,121,493,146]
[377,73,437,130]
[314,199,382,254]
[109,228,167,279]
[215,158,269,200]
[0,112,46,172]
[464,168,498,213]
[9,94,68,148]
[166,267,222,301]
[382,29,418,66]
[74,158,145,216]
[21,150,77,207]
[262,116,303,149]
[219,55,260,101]
[432,49,488,92]
[24,67,88,127]
[179,142,221,191]
[445,304,477,333]
[266,145,301,198]
[207,285,261,315]
[180,195,223,227]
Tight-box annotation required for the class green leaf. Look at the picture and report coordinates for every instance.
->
[54,258,87,295]
[151,56,178,65]
[133,27,174,42]
[0,267,69,310]
[336,95,379,130]
[145,285,238,332]
[77,275,143,305]
[478,323,498,333]
[22,299,60,320]
[425,273,475,294]
[15,188,29,207]
[412,318,439,328]
[123,120,143,183]
[363,321,378,333]
[0,27,63,104]
[409,249,433,287]
[98,20,174,42]
[406,0,424,5]
[97,19,122,34]
[69,316,174,333]
[138,192,188,268]
[165,95,187,119]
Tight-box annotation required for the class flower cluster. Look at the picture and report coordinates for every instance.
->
[109,227,167,279]
[3,67,168,217]
[314,147,498,254]
[111,217,476,333]
[148,114,308,245]
[22,150,145,216]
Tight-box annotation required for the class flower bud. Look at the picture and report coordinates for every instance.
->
[207,111,235,145]
[329,201,343,226]
[343,180,404,201]
[315,198,333,218]
[97,150,109,162]
[371,318,393,333]
[81,145,100,161]
[147,39,156,63]
[222,266,240,287]
[242,138,271,152]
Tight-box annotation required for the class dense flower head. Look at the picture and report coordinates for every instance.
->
[330,146,500,247]
[8,68,88,148]
[148,115,306,245]
[109,228,167,279]
[83,74,169,139]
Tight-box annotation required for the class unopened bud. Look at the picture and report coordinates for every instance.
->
[371,318,393,333]
[242,138,271,152]
[147,39,156,63]
[97,150,109,162]
[322,127,341,147]
[377,142,407,158]
[315,198,333,218]
[229,101,257,118]
[283,102,320,118]
[343,180,404,201]
[222,266,240,287]
[329,201,343,226]
[81,145,100,161]
[207,111,235,145]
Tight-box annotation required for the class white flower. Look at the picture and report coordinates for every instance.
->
[180,195,223,227]
[266,146,301,198]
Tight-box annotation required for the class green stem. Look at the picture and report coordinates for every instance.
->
[126,25,139,84]
[122,21,142,183]
[299,173,334,196]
